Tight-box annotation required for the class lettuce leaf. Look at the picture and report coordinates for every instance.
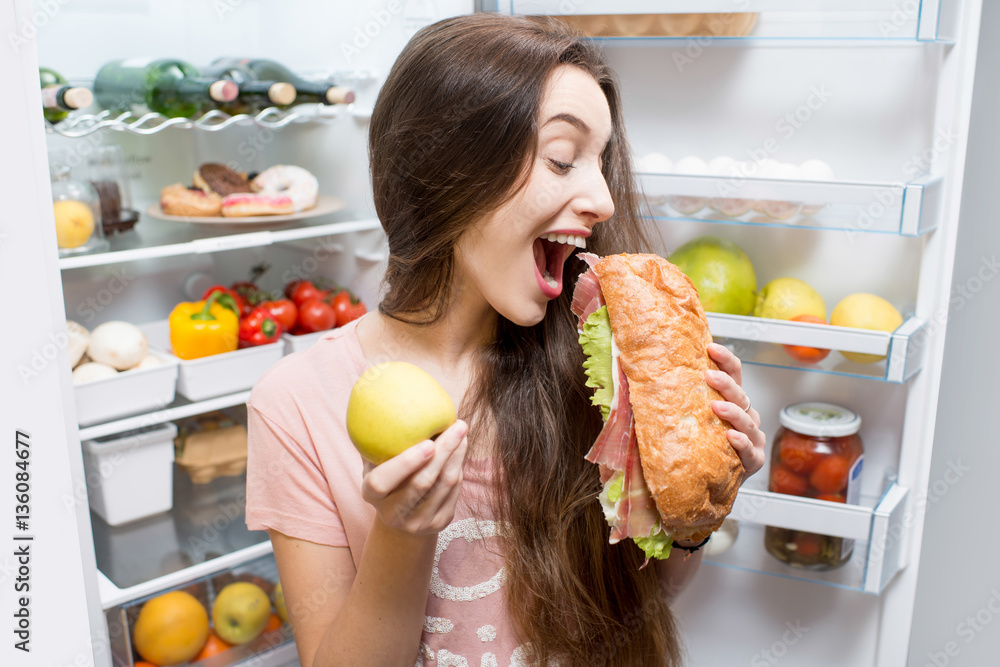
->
[580,306,614,420]
[634,527,673,561]
[598,470,625,525]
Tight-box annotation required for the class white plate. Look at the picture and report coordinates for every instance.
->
[145,194,345,226]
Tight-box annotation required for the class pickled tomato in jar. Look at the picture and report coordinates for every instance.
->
[764,402,863,570]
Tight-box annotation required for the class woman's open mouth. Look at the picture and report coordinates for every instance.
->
[533,232,588,299]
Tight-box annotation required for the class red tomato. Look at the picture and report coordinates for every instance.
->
[770,465,810,497]
[809,455,852,494]
[778,433,828,475]
[793,532,824,557]
[815,492,846,503]
[297,299,336,333]
[289,281,326,307]
[326,290,368,327]
[260,298,297,331]
[782,314,831,364]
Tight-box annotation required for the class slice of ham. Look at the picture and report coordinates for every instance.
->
[584,363,632,471]
[571,253,606,330]
[609,426,660,545]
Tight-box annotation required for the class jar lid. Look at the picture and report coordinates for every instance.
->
[779,402,861,437]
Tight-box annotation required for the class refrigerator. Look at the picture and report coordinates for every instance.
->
[3,0,998,665]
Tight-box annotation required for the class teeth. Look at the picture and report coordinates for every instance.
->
[542,269,558,288]
[540,232,587,249]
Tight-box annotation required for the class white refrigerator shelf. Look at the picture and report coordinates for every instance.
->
[641,173,942,236]
[713,483,909,594]
[499,0,952,42]
[707,314,928,383]
[58,214,381,270]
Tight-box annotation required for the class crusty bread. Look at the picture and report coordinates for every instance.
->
[595,253,744,543]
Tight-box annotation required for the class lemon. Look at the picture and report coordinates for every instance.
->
[668,236,757,315]
[53,199,95,249]
[754,277,826,321]
[831,293,903,363]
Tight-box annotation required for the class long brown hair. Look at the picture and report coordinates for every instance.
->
[369,14,681,666]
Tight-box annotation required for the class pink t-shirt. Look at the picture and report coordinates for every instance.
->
[246,320,531,666]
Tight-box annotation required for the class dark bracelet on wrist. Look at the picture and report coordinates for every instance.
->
[672,536,710,553]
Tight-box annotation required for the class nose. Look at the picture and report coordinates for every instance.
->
[571,164,615,227]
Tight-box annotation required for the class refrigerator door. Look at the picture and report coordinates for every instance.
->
[2,1,106,665]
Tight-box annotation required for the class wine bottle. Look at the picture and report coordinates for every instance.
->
[211,58,355,106]
[40,68,93,123]
[200,62,296,115]
[93,58,239,119]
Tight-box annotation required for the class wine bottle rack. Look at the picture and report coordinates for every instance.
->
[44,103,371,138]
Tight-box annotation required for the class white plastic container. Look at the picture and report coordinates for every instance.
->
[140,320,284,401]
[82,422,177,526]
[282,329,332,355]
[73,350,178,427]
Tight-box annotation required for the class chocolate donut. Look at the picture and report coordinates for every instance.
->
[193,163,253,197]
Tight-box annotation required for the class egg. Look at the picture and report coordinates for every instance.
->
[637,152,674,174]
[707,156,752,217]
[798,159,835,215]
[667,156,709,215]
[760,163,803,221]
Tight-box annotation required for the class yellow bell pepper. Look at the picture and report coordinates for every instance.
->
[169,292,239,360]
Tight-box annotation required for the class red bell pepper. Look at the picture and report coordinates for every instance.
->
[238,305,283,347]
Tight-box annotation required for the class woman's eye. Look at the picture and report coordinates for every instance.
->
[548,159,575,174]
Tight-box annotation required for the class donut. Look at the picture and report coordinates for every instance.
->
[194,163,253,197]
[161,183,222,217]
[252,165,318,212]
[221,193,294,217]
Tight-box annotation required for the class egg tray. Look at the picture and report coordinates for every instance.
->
[174,412,249,485]
[105,552,291,667]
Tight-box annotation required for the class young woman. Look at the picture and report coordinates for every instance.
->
[246,13,765,667]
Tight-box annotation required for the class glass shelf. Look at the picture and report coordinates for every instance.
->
[58,211,381,270]
[104,552,297,667]
[499,1,952,42]
[708,314,928,383]
[94,468,270,608]
[710,482,908,594]
[641,173,942,236]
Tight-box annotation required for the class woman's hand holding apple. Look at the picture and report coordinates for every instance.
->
[361,420,469,537]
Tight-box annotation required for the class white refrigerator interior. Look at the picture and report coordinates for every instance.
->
[3,0,997,665]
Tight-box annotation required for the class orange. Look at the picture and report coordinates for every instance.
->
[264,613,282,633]
[133,590,210,666]
[782,314,831,364]
[134,663,157,667]
[193,631,232,661]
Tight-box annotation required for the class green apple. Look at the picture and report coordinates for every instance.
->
[212,582,270,645]
[346,361,457,464]
[272,581,288,625]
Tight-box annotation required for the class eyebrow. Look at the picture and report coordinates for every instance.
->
[543,113,591,133]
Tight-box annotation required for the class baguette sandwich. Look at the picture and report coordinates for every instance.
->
[571,252,744,562]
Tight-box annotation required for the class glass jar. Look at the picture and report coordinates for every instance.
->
[764,402,863,570]
[50,159,109,257]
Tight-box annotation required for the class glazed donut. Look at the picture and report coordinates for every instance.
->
[252,165,319,212]
[161,183,222,217]
[194,163,253,197]
[221,192,295,217]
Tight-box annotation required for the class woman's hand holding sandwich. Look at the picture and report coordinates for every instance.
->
[705,342,765,485]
